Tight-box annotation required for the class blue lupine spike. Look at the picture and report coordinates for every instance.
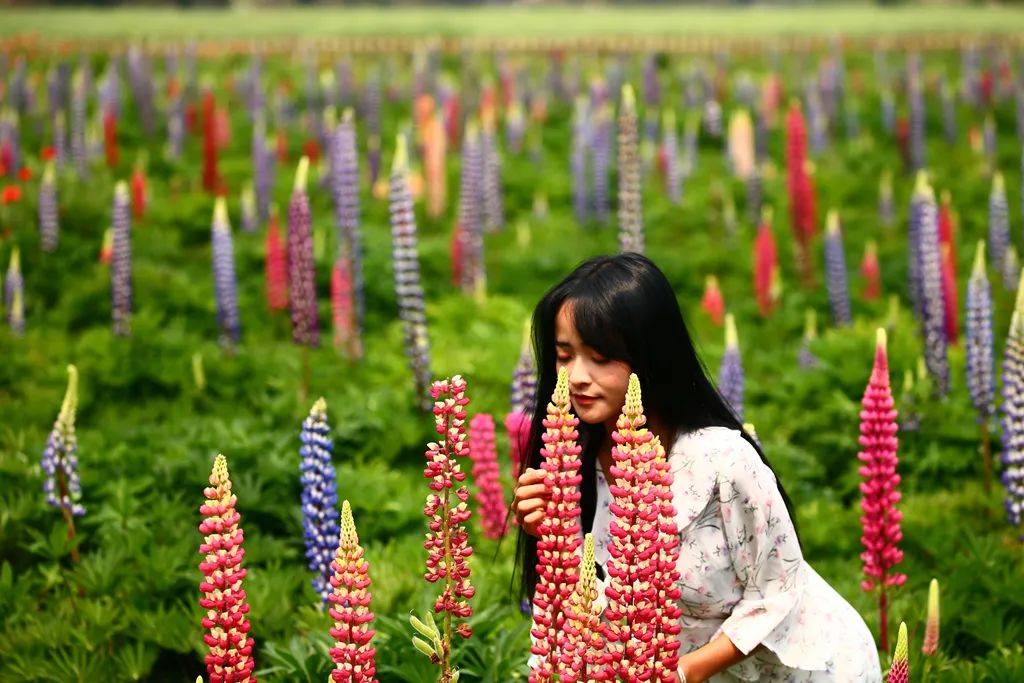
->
[299,397,341,604]
[481,119,505,234]
[71,71,88,178]
[53,111,67,170]
[111,181,133,337]
[1000,274,1024,529]
[571,96,590,225]
[908,54,926,172]
[989,172,1010,281]
[967,241,995,423]
[824,210,852,327]
[41,365,85,518]
[330,108,365,329]
[39,161,59,252]
[908,171,929,319]
[510,320,538,417]
[617,85,644,254]
[718,314,745,421]
[916,178,950,396]
[211,198,241,347]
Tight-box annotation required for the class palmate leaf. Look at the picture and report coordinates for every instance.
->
[259,633,333,682]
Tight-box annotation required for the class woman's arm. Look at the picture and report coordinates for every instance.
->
[673,632,748,683]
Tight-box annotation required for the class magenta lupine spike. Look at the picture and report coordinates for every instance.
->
[922,578,940,656]
[330,108,365,330]
[649,435,682,680]
[617,85,643,254]
[288,156,319,347]
[530,368,583,683]
[211,198,241,347]
[38,161,59,252]
[111,181,133,337]
[198,454,257,683]
[858,329,906,652]
[390,135,432,407]
[327,500,378,683]
[422,376,476,678]
[886,622,909,683]
[468,413,508,540]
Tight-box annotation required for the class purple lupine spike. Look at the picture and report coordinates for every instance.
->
[211,197,241,347]
[39,161,59,253]
[908,173,927,320]
[983,115,997,168]
[879,169,895,229]
[299,397,341,604]
[111,181,133,337]
[1,111,22,179]
[746,164,763,224]
[8,57,27,115]
[330,108,365,329]
[53,111,67,169]
[967,241,995,423]
[941,80,957,145]
[908,55,926,172]
[46,67,61,123]
[510,321,538,417]
[456,121,484,296]
[591,104,612,226]
[571,96,590,225]
[798,309,820,370]
[5,247,24,336]
[166,86,185,161]
[252,114,273,226]
[881,88,896,137]
[364,72,382,185]
[703,97,722,139]
[304,53,322,144]
[989,172,1010,282]
[126,46,156,137]
[642,54,660,107]
[41,365,85,518]
[247,54,264,120]
[71,72,88,178]
[617,85,644,255]
[288,157,319,347]
[663,109,681,205]
[916,178,950,396]
[718,314,745,421]
[824,210,852,327]
[481,119,504,234]
[335,58,353,108]
[962,45,981,107]
[681,109,699,181]
[389,135,432,408]
[100,59,121,121]
[1000,277,1024,530]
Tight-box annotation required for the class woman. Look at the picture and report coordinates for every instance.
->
[512,253,880,682]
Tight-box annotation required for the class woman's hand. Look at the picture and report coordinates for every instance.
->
[513,468,549,537]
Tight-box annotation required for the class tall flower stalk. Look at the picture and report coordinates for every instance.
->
[786,100,816,287]
[886,622,909,683]
[111,181,133,337]
[753,208,779,318]
[915,176,950,395]
[198,454,256,683]
[824,209,852,327]
[300,398,341,604]
[468,413,508,540]
[530,367,583,683]
[922,578,940,656]
[1000,272,1024,532]
[211,197,241,348]
[798,308,820,369]
[718,313,745,421]
[701,275,725,327]
[327,500,378,683]
[288,156,319,348]
[330,108,365,329]
[861,241,881,302]
[38,160,59,252]
[41,364,84,562]
[5,247,24,335]
[967,242,995,493]
[560,534,606,683]
[858,328,907,652]
[265,209,288,312]
[988,172,1010,281]
[617,85,643,254]
[419,376,475,682]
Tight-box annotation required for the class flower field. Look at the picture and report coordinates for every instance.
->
[2,7,1024,682]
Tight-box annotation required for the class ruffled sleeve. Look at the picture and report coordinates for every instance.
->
[713,431,829,671]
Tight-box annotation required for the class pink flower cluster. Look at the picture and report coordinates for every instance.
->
[423,376,475,633]
[560,534,607,683]
[530,368,583,683]
[468,413,509,540]
[327,500,378,683]
[603,374,682,682]
[198,454,256,683]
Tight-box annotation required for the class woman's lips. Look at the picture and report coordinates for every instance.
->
[572,394,599,407]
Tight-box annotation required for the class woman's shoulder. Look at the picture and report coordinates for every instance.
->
[669,425,760,477]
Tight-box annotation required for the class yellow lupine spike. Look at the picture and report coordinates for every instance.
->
[620,83,636,112]
[575,533,597,611]
[725,313,739,350]
[9,246,20,273]
[892,621,908,664]
[59,365,79,433]
[340,499,358,549]
[803,309,818,342]
[553,366,570,408]
[877,327,887,354]
[826,209,840,235]
[312,396,327,415]
[115,179,129,200]
[993,171,1004,194]
[624,373,643,419]
[211,454,229,486]
[293,155,310,193]
[43,160,55,185]
[213,196,228,227]
[392,133,408,174]
[922,577,940,655]
[971,240,986,280]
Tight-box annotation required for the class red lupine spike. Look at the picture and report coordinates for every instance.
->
[701,275,725,327]
[130,166,147,221]
[331,255,362,359]
[785,101,816,288]
[940,243,959,345]
[201,89,220,194]
[327,500,379,683]
[103,107,118,169]
[265,210,288,311]
[861,241,881,302]
[754,209,779,317]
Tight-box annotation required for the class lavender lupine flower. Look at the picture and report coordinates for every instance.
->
[363,72,382,185]
[166,86,184,161]
[642,54,660,107]
[908,56,926,172]
[916,178,950,396]
[211,197,241,347]
[456,122,485,297]
[961,46,980,107]
[940,81,957,145]
[663,109,681,205]
[617,85,644,254]
[1,110,22,179]
[53,112,67,170]
[746,164,763,224]
[111,181,132,337]
[983,115,997,170]
[718,313,745,421]
[481,120,504,234]
[1000,273,1024,530]
[907,173,929,320]
[240,184,257,234]
[71,72,89,178]
[881,88,896,138]
[38,161,59,252]
[703,97,723,138]
[5,248,24,335]
[798,308,820,369]
[1005,246,1021,293]
[989,172,1010,282]
[571,96,590,225]
[390,135,433,406]
[288,157,320,347]
[510,321,537,417]
[330,108,365,328]
[126,46,156,137]
[591,104,612,226]
[300,397,341,603]
[252,114,273,226]
[41,365,85,517]
[681,110,700,181]
[879,169,895,229]
[967,241,995,424]
[824,210,852,327]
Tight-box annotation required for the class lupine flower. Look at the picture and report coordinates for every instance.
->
[940,244,959,345]
[481,118,504,234]
[908,58,926,172]
[718,314,744,421]
[727,109,755,181]
[786,101,815,287]
[252,115,274,226]
[510,320,538,417]
[131,164,147,221]
[602,374,681,682]
[681,110,699,181]
[240,184,257,234]
[53,112,67,171]
[982,114,996,169]
[211,197,241,348]
[938,191,957,276]
[265,209,288,312]
[328,500,378,683]
[886,622,908,683]
[300,398,341,604]
[390,135,432,406]
[858,328,907,651]
[71,73,88,177]
[102,106,118,169]
[468,413,508,540]
[288,156,319,347]
[662,109,680,205]
[455,121,484,296]
[753,208,779,317]
[422,376,476,677]
[530,368,583,683]
[560,534,607,682]
[201,88,220,194]
[746,163,763,224]
[967,242,996,434]
[571,97,591,225]
[38,161,58,252]
[1000,272,1024,529]
[861,241,881,302]
[824,210,852,327]
[617,85,643,255]
[878,169,894,229]
[590,104,612,225]
[989,172,1010,280]
[332,254,362,359]
[1004,246,1021,293]
[198,454,256,683]
[41,364,85,517]
[915,177,950,395]
[701,275,725,327]
[330,108,365,329]
[111,181,133,337]
[99,228,113,266]
[798,308,820,370]
[922,578,940,656]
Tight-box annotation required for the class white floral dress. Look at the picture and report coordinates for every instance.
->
[586,426,882,681]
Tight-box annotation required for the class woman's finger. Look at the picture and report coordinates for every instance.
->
[519,468,546,484]
[516,497,546,514]
[523,510,544,525]
[514,483,548,500]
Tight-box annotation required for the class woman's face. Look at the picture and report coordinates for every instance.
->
[555,302,631,427]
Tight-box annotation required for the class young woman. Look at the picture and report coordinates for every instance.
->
[512,253,881,682]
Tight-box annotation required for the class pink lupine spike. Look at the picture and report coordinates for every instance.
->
[701,275,725,327]
[468,413,509,540]
[530,367,584,683]
[331,255,362,359]
[327,500,378,683]
[197,454,256,683]
[858,329,906,653]
[559,534,609,683]
[886,622,909,683]
[921,578,940,656]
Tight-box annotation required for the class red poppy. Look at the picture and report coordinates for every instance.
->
[41,146,55,162]
[2,184,22,205]
[18,167,31,182]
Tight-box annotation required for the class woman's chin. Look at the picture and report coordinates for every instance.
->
[572,402,613,424]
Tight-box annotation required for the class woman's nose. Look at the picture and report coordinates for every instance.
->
[568,358,591,388]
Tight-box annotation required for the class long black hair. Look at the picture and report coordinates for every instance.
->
[512,252,801,605]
